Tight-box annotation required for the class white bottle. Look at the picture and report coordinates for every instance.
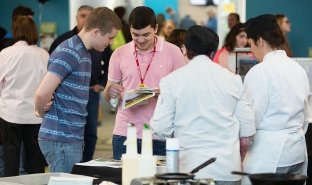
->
[122,124,139,185]
[138,124,157,177]
[166,138,179,173]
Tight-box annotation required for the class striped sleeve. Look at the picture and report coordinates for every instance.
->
[48,47,80,80]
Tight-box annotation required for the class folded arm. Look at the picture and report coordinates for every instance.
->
[35,72,61,117]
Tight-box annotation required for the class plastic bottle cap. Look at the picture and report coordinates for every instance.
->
[166,138,179,150]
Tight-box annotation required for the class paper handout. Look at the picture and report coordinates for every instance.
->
[121,87,158,110]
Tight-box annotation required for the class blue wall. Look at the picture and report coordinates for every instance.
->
[0,0,69,37]
[246,0,312,57]
[0,0,178,38]
[144,0,178,20]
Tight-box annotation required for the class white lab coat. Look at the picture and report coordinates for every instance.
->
[151,55,255,181]
[243,50,310,184]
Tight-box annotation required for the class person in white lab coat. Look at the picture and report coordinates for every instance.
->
[242,14,310,184]
[150,25,256,185]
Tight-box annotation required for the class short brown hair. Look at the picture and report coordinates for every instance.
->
[12,16,38,45]
[84,7,121,35]
[78,5,93,12]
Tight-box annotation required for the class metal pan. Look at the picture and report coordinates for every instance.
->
[155,157,216,180]
[155,172,195,180]
[232,171,307,185]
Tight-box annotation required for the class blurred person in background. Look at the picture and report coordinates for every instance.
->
[49,5,93,53]
[227,13,240,29]
[205,6,217,33]
[180,14,196,30]
[111,6,132,51]
[166,7,180,27]
[0,5,35,176]
[276,14,292,57]
[213,23,251,72]
[166,28,188,60]
[114,6,132,43]
[159,20,176,40]
[49,5,113,162]
[156,13,165,35]
[0,16,48,176]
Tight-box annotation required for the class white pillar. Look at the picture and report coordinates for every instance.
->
[69,0,144,30]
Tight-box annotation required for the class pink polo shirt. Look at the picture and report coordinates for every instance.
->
[108,36,185,139]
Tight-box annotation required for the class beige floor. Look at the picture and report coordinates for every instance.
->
[93,97,116,159]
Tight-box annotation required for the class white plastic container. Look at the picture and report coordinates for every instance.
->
[141,126,153,156]
[138,125,156,177]
[122,124,139,185]
[122,155,139,185]
[166,138,179,173]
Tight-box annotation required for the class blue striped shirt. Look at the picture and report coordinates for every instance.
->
[39,35,91,142]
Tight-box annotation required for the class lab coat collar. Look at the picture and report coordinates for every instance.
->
[263,50,287,62]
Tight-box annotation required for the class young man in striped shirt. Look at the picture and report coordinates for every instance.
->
[35,7,121,173]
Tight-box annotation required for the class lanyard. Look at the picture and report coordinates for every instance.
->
[134,43,156,85]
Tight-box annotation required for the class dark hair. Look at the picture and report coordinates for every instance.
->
[114,6,126,19]
[167,29,187,49]
[0,27,7,38]
[245,14,285,49]
[224,23,245,52]
[228,13,240,22]
[84,7,122,35]
[12,5,34,20]
[13,16,38,45]
[185,25,219,60]
[166,7,173,14]
[156,13,165,35]
[129,6,157,29]
[157,13,165,24]
[275,14,292,56]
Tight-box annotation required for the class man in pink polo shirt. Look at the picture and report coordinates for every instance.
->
[104,6,185,160]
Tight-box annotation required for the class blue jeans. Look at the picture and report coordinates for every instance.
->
[39,140,83,173]
[83,90,99,162]
[112,135,166,160]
